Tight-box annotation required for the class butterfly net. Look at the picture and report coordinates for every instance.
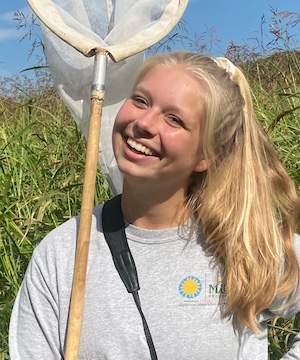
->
[27,0,188,195]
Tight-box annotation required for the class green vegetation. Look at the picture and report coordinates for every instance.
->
[0,8,300,360]
[241,50,300,191]
[0,76,111,359]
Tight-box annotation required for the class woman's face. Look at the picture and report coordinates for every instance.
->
[112,64,208,192]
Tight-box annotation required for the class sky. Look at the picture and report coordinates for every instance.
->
[1,0,300,78]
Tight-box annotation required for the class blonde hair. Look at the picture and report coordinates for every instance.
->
[134,52,300,332]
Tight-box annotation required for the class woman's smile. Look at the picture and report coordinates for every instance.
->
[126,137,155,157]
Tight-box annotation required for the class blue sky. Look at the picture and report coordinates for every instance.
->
[1,0,300,78]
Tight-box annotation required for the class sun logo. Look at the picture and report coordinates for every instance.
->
[179,276,202,298]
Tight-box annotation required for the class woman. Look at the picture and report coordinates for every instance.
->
[9,52,300,359]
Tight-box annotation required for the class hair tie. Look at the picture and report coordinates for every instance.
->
[213,57,236,81]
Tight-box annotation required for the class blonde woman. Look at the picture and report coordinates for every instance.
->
[10,52,300,359]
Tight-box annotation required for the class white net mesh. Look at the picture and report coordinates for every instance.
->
[28,0,188,194]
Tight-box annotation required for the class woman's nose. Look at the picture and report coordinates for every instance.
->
[133,109,159,137]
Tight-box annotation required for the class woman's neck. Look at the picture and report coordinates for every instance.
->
[121,180,190,229]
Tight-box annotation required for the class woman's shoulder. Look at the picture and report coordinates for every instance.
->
[31,204,104,262]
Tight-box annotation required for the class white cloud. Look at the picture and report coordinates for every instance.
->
[0,11,16,23]
[0,7,34,43]
[0,28,20,42]
[0,7,33,23]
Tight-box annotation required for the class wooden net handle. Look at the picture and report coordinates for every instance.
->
[65,50,107,359]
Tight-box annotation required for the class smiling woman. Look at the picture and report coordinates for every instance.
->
[9,51,300,360]
[112,64,207,197]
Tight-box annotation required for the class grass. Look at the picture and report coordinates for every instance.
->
[0,82,111,358]
[243,51,300,193]
[269,317,300,359]
[1,9,300,359]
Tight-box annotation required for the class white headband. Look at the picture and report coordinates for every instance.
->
[213,57,236,81]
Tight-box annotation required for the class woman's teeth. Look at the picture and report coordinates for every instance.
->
[127,138,153,156]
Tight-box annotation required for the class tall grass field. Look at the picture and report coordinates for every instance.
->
[1,10,300,360]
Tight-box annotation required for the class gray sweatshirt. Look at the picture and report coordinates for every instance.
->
[9,205,300,359]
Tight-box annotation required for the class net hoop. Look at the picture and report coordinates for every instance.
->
[27,0,188,62]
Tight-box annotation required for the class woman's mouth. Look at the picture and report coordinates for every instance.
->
[126,138,154,156]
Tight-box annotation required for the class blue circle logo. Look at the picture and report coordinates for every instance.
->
[179,276,202,298]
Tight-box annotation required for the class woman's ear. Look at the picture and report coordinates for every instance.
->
[194,147,221,173]
[194,159,209,173]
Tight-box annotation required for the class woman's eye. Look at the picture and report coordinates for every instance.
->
[131,95,147,107]
[167,116,184,127]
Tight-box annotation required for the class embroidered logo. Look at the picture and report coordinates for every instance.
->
[178,276,202,298]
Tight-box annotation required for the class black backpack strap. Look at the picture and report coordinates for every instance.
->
[102,195,139,293]
[102,195,158,360]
